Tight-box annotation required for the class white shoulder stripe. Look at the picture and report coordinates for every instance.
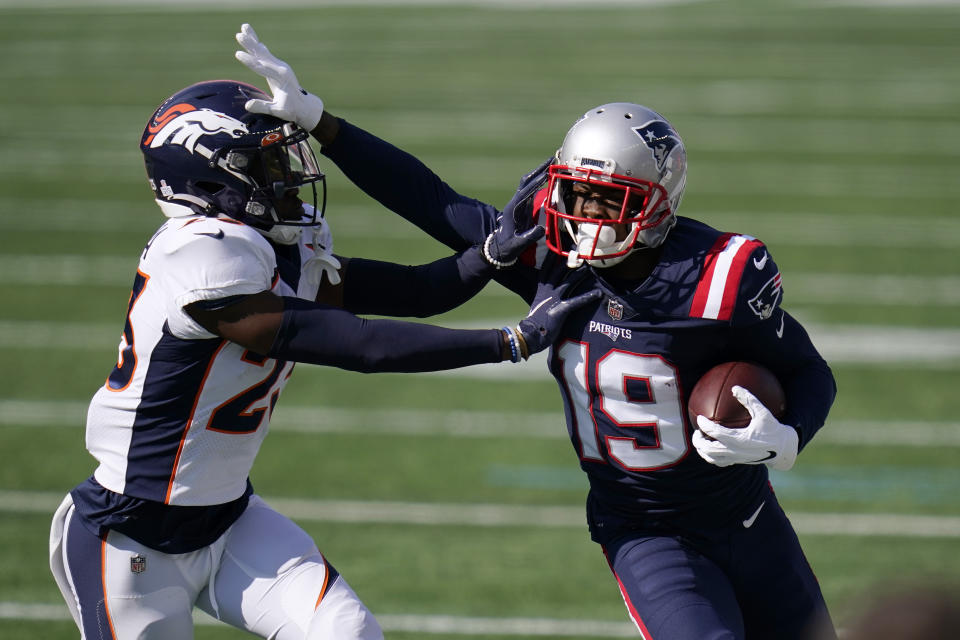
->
[700,235,752,320]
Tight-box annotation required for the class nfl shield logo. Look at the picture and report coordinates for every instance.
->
[607,299,624,321]
[130,555,146,574]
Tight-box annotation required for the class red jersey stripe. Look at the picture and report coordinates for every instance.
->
[690,234,763,321]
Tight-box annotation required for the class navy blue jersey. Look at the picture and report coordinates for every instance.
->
[323,119,836,544]
[538,217,818,541]
[323,116,837,638]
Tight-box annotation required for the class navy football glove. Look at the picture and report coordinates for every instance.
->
[506,271,601,360]
[482,159,551,269]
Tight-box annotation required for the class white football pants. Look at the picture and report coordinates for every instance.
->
[49,493,383,640]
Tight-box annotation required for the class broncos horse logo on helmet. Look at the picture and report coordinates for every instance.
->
[141,80,326,244]
[144,104,248,154]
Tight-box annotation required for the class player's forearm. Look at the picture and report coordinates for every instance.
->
[774,316,837,450]
[729,311,836,451]
[268,296,508,372]
[320,118,495,250]
[782,359,836,451]
[342,247,492,318]
[310,110,340,146]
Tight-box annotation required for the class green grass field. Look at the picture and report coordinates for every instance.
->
[1,1,958,638]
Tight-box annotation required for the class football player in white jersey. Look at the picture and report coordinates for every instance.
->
[48,76,599,640]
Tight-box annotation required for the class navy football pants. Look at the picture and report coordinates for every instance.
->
[602,495,835,640]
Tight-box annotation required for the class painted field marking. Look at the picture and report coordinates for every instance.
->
[3,490,958,537]
[2,319,960,370]
[2,399,959,447]
[0,0,711,7]
[0,601,638,637]
[2,254,958,312]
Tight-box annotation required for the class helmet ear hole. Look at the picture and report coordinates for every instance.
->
[194,181,225,195]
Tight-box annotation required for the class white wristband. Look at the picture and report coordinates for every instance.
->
[482,233,518,269]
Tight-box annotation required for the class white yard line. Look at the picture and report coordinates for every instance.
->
[2,254,959,308]
[2,317,960,369]
[3,602,640,636]
[4,0,957,10]
[3,489,958,537]
[3,399,960,447]
[809,0,960,5]
[0,0,711,8]
[4,207,960,248]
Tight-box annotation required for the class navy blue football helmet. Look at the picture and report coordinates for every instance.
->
[141,80,325,242]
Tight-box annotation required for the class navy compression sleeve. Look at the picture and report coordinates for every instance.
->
[729,311,836,451]
[321,119,496,250]
[321,118,540,302]
[342,246,491,317]
[267,297,503,373]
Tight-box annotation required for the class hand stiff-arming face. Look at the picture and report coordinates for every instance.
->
[544,103,687,268]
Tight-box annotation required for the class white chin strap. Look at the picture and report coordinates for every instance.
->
[260,224,301,245]
[566,222,635,268]
[155,197,206,219]
[153,196,307,246]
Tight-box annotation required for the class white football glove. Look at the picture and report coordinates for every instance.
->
[301,206,342,289]
[692,385,799,471]
[234,23,325,132]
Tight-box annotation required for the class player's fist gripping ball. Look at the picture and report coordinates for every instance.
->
[687,361,786,432]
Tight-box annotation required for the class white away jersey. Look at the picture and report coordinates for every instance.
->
[86,213,332,506]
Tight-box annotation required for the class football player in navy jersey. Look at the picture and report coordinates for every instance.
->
[235,23,839,640]
[48,73,599,640]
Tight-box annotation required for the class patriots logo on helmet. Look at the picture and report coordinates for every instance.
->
[748,272,783,320]
[634,121,682,174]
[143,103,248,153]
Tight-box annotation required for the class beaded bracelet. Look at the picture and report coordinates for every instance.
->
[482,233,518,269]
[513,327,530,361]
[501,326,521,363]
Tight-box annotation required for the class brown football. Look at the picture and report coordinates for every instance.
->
[687,361,786,429]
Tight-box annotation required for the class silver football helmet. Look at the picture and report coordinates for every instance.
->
[544,103,687,268]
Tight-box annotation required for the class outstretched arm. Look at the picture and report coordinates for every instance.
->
[234,23,543,304]
[322,124,547,305]
[187,291,505,372]
[186,278,598,373]
[321,119,498,250]
[235,22,489,248]
[318,165,548,316]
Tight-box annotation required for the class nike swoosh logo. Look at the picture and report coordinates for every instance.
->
[527,296,553,316]
[753,251,768,270]
[745,450,777,464]
[775,312,785,339]
[195,229,224,239]
[743,501,766,528]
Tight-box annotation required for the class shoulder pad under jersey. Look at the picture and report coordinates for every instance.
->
[688,233,783,326]
[142,216,278,338]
